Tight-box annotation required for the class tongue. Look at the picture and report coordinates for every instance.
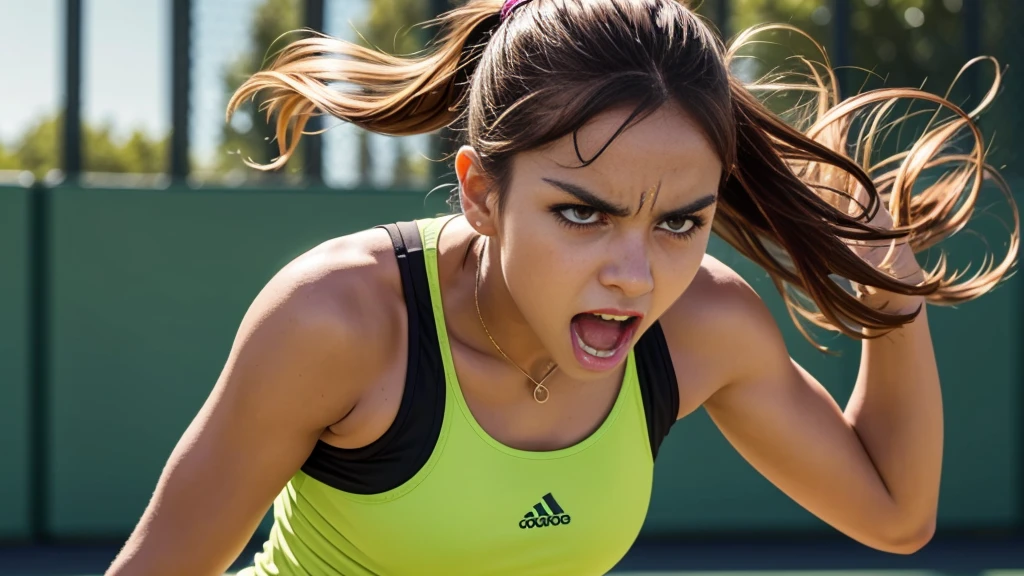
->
[572,315,625,351]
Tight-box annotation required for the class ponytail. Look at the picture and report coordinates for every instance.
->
[227,5,1017,344]
[226,0,503,170]
[716,25,1019,342]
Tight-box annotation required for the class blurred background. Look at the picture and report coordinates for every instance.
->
[0,0,1021,574]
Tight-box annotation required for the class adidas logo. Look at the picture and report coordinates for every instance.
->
[518,493,571,529]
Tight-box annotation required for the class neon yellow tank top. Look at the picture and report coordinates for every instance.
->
[238,217,655,575]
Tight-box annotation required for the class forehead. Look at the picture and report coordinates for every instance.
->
[520,104,723,200]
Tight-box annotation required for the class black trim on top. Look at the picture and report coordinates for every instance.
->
[301,221,681,494]
[634,322,680,460]
[300,222,446,495]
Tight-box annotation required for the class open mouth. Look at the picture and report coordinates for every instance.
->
[569,310,642,371]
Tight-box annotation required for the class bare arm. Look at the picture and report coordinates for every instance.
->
[846,307,941,545]
[106,236,397,576]
[667,260,939,554]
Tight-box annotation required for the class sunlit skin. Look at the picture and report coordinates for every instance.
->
[451,103,722,386]
[407,104,723,451]
[432,102,940,553]
[106,101,942,576]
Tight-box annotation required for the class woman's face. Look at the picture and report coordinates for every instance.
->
[474,104,723,380]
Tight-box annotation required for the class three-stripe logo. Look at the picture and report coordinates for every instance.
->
[519,493,571,529]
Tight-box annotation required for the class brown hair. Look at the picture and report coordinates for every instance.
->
[227,0,1018,343]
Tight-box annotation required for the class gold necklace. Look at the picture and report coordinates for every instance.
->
[474,238,558,404]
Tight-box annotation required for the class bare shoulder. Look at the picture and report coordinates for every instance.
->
[258,226,403,332]
[106,227,408,576]
[657,254,789,416]
[660,253,777,352]
[223,226,405,428]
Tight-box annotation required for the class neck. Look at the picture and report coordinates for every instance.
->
[439,218,554,377]
[476,237,556,378]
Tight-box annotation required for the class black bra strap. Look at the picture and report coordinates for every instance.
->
[634,322,680,460]
[300,221,445,495]
[377,222,424,378]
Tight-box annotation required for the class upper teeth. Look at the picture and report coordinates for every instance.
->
[596,313,631,321]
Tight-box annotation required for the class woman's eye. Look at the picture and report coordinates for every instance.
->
[560,206,600,224]
[657,217,694,234]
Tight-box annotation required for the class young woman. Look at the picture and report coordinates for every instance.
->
[107,0,1017,575]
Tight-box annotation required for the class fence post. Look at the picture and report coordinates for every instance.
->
[832,0,851,98]
[171,0,193,182]
[304,0,325,185]
[62,0,82,183]
[28,182,51,543]
[715,0,730,40]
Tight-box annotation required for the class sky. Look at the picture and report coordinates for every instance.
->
[0,0,421,185]
[1,0,170,141]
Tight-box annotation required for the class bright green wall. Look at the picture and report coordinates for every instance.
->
[0,186,32,539]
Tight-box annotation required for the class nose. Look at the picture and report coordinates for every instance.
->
[597,237,654,299]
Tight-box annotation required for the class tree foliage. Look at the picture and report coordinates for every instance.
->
[219,0,304,177]
[213,0,431,186]
[0,0,1000,182]
[353,0,431,187]
[0,113,168,180]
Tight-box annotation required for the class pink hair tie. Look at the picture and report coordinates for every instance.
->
[500,0,533,21]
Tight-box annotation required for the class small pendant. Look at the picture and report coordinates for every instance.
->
[534,384,550,404]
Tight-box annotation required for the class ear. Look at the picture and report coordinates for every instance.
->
[455,146,498,235]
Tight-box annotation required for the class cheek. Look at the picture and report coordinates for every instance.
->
[501,207,590,279]
[503,232,587,304]
[499,230,599,341]
[653,237,710,308]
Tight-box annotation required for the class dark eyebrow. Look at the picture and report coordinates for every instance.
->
[542,178,632,218]
[543,177,717,221]
[655,194,718,221]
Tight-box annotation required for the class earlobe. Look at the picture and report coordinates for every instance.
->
[455,146,498,234]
